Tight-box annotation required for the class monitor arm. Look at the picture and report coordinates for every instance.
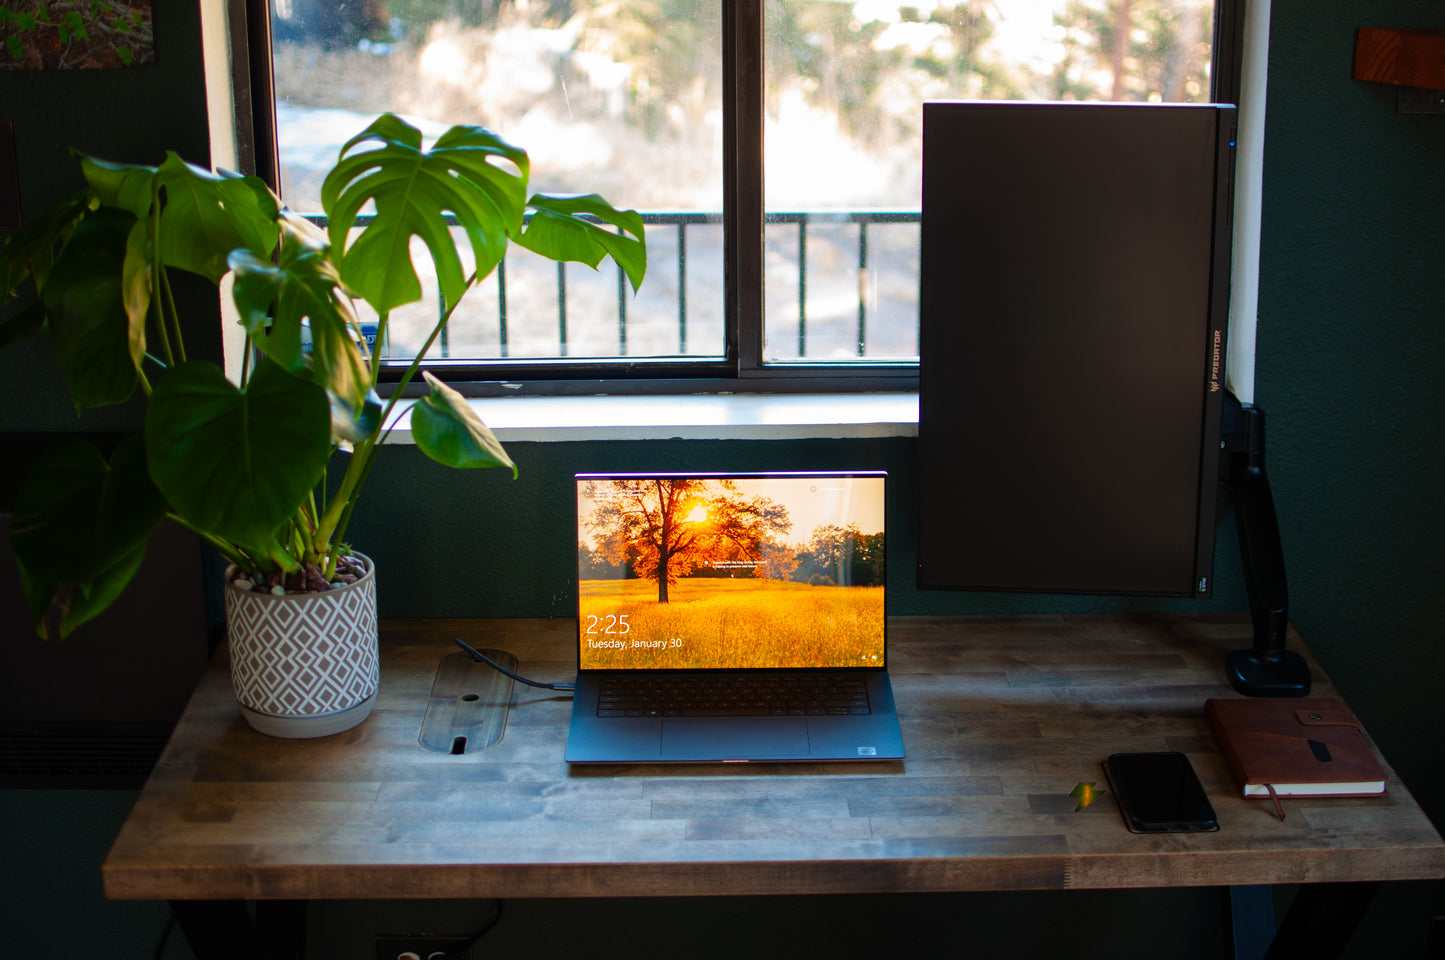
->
[1221,392,1311,696]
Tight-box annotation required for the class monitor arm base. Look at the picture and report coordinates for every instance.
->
[1225,648,1311,697]
[1221,392,1311,697]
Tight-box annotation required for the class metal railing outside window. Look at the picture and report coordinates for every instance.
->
[315,209,921,368]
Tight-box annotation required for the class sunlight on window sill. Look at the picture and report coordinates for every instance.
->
[383,392,920,443]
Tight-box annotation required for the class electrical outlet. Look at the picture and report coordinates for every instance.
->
[373,934,472,960]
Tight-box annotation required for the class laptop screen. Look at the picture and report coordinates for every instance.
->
[575,472,887,672]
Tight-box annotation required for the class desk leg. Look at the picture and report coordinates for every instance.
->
[170,900,308,960]
[1228,885,1276,960]
[1265,882,1379,960]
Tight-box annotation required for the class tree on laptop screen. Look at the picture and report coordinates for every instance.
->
[577,477,886,670]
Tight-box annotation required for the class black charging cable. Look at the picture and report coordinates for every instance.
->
[453,638,575,691]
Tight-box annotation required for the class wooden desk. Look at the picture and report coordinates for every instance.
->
[103,615,1444,955]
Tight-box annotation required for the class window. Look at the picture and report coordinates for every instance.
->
[246,0,1237,395]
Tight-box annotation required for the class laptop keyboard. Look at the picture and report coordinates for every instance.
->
[596,674,872,718]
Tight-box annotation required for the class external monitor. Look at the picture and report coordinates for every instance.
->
[916,101,1237,597]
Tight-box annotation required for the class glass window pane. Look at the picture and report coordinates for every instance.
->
[761,0,1216,365]
[271,0,724,363]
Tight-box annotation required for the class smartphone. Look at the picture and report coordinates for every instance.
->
[1101,751,1219,833]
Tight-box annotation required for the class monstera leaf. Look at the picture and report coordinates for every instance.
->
[154,155,280,282]
[229,217,376,441]
[145,358,332,553]
[77,152,281,283]
[77,155,156,219]
[517,193,647,295]
[42,206,143,410]
[410,371,517,474]
[17,542,148,641]
[320,115,531,315]
[9,435,167,639]
[0,191,92,300]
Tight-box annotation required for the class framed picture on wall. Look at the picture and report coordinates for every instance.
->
[1,0,155,69]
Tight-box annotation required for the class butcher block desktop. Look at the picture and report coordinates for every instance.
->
[102,615,1445,957]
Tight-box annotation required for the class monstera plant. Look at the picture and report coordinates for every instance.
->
[2,114,647,639]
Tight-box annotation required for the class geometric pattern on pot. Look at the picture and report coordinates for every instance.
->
[226,557,379,718]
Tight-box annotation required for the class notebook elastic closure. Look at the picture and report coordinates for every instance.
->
[1294,707,1358,728]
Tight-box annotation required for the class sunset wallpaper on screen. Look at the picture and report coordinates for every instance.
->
[577,476,885,670]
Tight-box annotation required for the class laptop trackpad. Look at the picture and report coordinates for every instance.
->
[660,718,809,760]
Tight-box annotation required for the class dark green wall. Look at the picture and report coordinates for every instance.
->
[0,0,214,434]
[2,0,1442,956]
[1250,2,1445,947]
[1,6,218,957]
[1256,0,1445,874]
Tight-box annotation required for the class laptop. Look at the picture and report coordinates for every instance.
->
[565,471,905,763]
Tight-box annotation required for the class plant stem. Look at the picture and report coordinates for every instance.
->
[148,183,175,368]
[377,284,468,429]
[289,520,307,569]
[313,440,369,578]
[149,299,174,368]
[322,435,383,578]
[314,283,472,576]
[299,490,320,564]
[160,267,187,364]
[368,306,389,381]
[239,335,252,388]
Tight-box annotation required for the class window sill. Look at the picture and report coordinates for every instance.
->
[384,392,920,443]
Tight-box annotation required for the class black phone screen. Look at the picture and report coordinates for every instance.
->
[1102,751,1219,833]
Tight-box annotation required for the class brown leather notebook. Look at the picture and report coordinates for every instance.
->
[1205,697,1387,814]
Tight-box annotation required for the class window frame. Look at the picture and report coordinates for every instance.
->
[237,0,1244,399]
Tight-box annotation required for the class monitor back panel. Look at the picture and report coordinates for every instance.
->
[917,101,1236,597]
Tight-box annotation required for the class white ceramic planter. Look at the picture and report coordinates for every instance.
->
[224,553,379,738]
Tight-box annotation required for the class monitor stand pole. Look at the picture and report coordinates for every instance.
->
[1222,393,1311,697]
